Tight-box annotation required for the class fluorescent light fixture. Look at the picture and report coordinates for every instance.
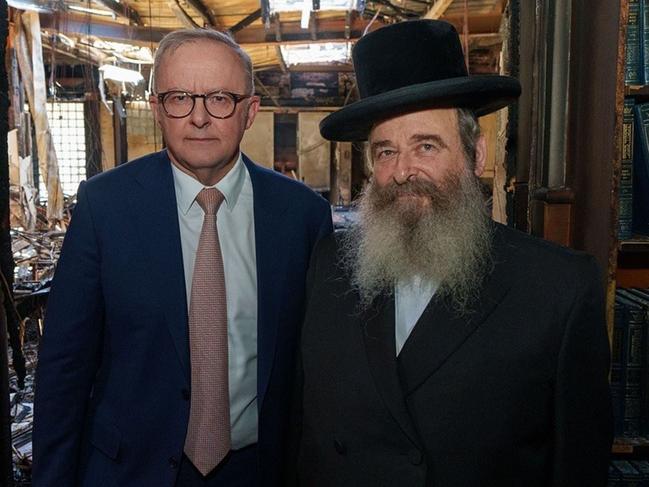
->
[69,5,115,17]
[7,0,52,12]
[280,42,351,65]
[269,0,357,12]
[99,65,144,84]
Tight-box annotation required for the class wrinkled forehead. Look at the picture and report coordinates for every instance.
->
[368,108,461,144]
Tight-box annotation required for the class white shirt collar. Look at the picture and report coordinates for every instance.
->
[170,152,246,215]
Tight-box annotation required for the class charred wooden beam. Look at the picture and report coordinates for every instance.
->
[184,0,218,27]
[229,9,262,34]
[112,96,128,165]
[260,0,271,24]
[344,10,351,39]
[167,0,201,29]
[309,12,317,41]
[273,13,282,42]
[95,0,142,25]
[0,1,13,484]
[39,12,173,45]
[423,0,453,19]
[275,44,287,72]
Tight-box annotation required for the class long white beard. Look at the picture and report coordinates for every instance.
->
[341,169,494,314]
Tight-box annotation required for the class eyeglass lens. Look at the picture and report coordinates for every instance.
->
[163,91,237,118]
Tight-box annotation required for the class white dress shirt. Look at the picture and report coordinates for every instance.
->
[171,153,258,449]
[395,276,438,355]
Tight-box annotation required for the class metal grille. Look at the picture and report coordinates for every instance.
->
[41,101,86,197]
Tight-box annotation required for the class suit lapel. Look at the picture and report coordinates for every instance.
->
[133,151,190,383]
[362,292,422,447]
[244,155,289,405]
[398,238,514,395]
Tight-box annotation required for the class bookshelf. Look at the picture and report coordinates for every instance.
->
[568,0,649,472]
[617,83,649,288]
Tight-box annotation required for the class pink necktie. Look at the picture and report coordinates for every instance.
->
[184,188,231,476]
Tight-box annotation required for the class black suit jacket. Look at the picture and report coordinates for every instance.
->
[293,223,612,487]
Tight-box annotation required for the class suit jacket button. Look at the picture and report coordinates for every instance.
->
[334,439,347,455]
[408,450,423,465]
[169,456,179,469]
[181,388,190,401]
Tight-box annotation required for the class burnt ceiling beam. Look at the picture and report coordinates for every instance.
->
[167,0,201,28]
[344,10,351,39]
[39,11,496,48]
[260,0,271,24]
[228,9,261,34]
[273,13,282,42]
[275,45,287,72]
[309,13,317,41]
[94,0,142,26]
[422,0,453,19]
[184,0,218,27]
[39,12,172,45]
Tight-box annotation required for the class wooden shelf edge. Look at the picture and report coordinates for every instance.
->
[613,437,649,454]
[616,268,649,288]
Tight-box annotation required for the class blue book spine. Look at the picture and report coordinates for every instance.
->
[632,103,649,235]
[620,98,635,240]
[611,299,626,436]
[617,288,649,435]
[643,0,649,83]
[630,460,649,484]
[613,460,643,486]
[614,294,645,436]
[627,0,643,85]
[608,462,622,486]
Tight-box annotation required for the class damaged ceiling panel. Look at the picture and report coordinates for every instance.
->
[25,0,505,73]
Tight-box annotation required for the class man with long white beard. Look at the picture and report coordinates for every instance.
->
[289,20,612,487]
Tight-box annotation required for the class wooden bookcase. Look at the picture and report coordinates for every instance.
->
[565,0,628,336]
[566,0,649,463]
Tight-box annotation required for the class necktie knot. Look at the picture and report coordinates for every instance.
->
[196,188,224,215]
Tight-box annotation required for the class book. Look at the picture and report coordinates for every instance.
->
[627,0,643,85]
[643,0,649,83]
[613,291,645,436]
[620,97,635,240]
[632,103,649,235]
[630,460,649,482]
[607,462,622,486]
[612,460,642,485]
[611,297,626,436]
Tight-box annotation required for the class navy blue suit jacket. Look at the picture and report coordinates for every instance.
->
[33,151,333,487]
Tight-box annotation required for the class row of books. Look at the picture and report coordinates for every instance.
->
[609,460,649,485]
[625,0,649,85]
[613,288,649,437]
[618,99,649,240]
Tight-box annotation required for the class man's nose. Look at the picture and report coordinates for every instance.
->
[393,154,417,185]
[189,98,211,128]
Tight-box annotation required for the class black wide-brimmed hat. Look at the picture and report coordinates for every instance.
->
[320,19,521,141]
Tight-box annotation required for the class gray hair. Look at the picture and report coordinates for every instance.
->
[456,108,481,167]
[153,29,254,94]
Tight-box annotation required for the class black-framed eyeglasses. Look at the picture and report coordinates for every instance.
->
[156,90,252,119]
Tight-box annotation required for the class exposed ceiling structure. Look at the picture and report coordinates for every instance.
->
[12,0,505,73]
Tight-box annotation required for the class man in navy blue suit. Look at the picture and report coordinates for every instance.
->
[33,29,332,487]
